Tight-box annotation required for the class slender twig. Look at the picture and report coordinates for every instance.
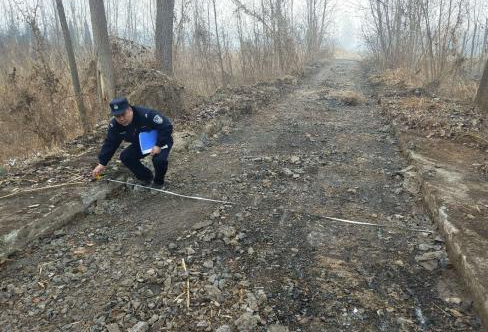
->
[0,181,85,200]
[181,258,190,309]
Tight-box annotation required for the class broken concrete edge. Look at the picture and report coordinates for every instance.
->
[392,129,488,330]
[422,183,488,329]
[0,181,123,262]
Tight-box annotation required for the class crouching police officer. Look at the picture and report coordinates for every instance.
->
[92,97,173,187]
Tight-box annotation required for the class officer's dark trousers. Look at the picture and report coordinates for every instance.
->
[120,143,171,184]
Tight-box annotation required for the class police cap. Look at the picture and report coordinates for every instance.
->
[109,97,130,116]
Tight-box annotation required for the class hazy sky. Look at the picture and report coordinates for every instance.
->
[0,0,369,51]
[333,0,368,51]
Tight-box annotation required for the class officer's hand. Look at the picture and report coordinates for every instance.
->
[92,164,106,178]
[150,146,161,156]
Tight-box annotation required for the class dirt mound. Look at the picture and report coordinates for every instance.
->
[111,38,202,119]
[123,68,199,119]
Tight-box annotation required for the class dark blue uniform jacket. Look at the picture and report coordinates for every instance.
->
[98,106,173,166]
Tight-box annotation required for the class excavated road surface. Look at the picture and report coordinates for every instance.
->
[0,60,482,332]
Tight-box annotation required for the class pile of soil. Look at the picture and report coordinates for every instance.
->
[111,38,202,120]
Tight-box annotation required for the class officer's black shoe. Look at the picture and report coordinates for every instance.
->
[151,180,165,190]
[134,176,153,187]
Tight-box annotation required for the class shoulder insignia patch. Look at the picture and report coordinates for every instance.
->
[153,115,163,124]
[110,123,114,128]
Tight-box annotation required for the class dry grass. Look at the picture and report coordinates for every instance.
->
[369,59,483,103]
[369,67,420,89]
[438,80,479,102]
[0,43,101,164]
[399,97,436,111]
[327,89,366,106]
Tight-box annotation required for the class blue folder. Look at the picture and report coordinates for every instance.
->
[139,130,158,154]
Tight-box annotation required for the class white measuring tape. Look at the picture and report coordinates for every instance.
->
[318,215,433,234]
[102,179,432,233]
[105,178,233,205]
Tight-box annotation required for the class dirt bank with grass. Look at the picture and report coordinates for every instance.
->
[370,65,488,329]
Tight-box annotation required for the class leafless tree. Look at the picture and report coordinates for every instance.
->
[155,0,175,75]
[476,59,488,111]
[212,0,227,85]
[55,0,89,133]
[89,0,116,105]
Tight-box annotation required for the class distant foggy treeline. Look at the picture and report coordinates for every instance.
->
[0,0,336,83]
[363,0,488,81]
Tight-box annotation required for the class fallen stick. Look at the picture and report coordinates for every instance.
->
[173,291,186,302]
[0,181,85,200]
[181,258,190,310]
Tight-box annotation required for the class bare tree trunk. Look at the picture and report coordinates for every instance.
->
[374,0,388,66]
[476,59,488,112]
[275,0,284,72]
[470,22,479,70]
[212,0,226,86]
[55,0,89,133]
[155,0,175,76]
[51,0,62,48]
[483,19,488,57]
[89,0,116,105]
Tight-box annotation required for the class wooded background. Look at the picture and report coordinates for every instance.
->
[362,0,488,99]
[0,0,487,164]
[0,0,335,163]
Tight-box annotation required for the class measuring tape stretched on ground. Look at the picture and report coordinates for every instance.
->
[97,178,433,234]
[103,178,233,205]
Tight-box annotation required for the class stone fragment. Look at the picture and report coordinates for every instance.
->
[106,323,122,332]
[203,232,217,242]
[290,156,300,164]
[192,221,213,230]
[415,251,443,262]
[282,168,294,177]
[210,211,221,219]
[205,284,224,302]
[418,243,436,251]
[148,314,159,325]
[268,325,289,332]
[128,321,149,332]
[402,171,420,194]
[444,297,462,305]
[219,225,236,238]
[197,320,209,328]
[235,312,260,331]
[216,325,232,332]
[203,260,214,268]
[419,260,439,271]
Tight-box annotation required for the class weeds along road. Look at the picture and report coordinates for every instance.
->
[0,59,482,331]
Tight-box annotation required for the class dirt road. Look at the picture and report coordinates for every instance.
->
[0,60,482,331]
